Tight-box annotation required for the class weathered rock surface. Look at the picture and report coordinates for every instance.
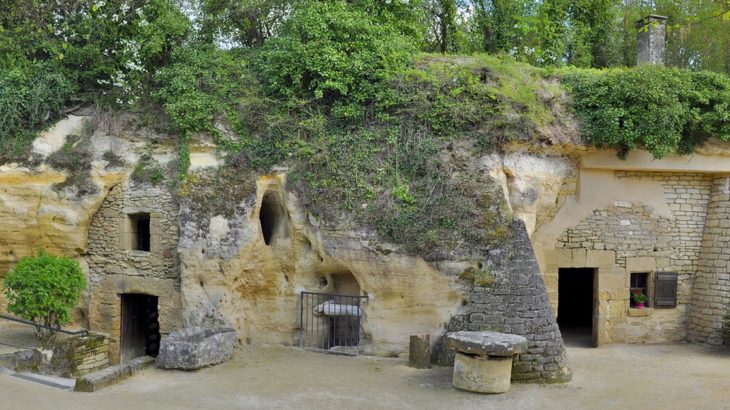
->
[156,327,236,370]
[446,331,528,357]
[408,334,431,369]
[177,173,463,356]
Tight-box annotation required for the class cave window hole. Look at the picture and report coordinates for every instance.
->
[259,192,285,246]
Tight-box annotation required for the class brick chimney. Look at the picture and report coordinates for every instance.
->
[636,14,668,66]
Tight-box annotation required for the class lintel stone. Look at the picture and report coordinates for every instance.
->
[626,256,656,273]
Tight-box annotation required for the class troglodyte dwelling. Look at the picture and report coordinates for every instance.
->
[0,15,728,383]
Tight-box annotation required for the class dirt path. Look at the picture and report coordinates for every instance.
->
[1,343,729,409]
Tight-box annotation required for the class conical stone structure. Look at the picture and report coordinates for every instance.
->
[434,220,571,382]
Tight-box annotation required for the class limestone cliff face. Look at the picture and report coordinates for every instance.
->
[0,115,215,322]
[0,117,128,315]
[177,173,463,355]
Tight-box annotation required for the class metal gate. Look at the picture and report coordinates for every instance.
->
[299,292,368,355]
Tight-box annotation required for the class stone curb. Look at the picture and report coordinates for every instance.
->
[74,355,155,392]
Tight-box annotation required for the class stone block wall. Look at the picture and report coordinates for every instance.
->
[549,172,713,343]
[86,182,183,363]
[55,334,110,377]
[7,334,109,377]
[689,175,730,345]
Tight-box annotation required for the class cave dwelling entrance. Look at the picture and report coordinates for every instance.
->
[557,267,598,347]
[120,293,161,363]
[298,272,367,355]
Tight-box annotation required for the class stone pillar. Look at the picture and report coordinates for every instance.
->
[408,334,431,369]
[689,175,730,345]
[636,14,667,66]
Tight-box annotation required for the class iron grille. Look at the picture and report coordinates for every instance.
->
[299,291,368,355]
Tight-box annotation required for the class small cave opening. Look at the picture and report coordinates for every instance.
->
[300,271,366,353]
[259,191,286,246]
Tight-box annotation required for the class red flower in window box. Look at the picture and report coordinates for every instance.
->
[631,291,647,309]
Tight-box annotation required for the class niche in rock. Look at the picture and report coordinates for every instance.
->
[259,191,287,246]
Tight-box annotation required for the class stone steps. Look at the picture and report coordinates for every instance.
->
[74,356,155,392]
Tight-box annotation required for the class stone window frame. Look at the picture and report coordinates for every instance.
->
[629,271,653,308]
[626,257,658,316]
[119,209,161,255]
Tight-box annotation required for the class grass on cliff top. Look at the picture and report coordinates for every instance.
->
[8,49,730,263]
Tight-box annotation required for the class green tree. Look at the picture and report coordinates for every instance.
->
[2,252,87,347]
[197,0,291,47]
[256,0,416,118]
[423,0,459,53]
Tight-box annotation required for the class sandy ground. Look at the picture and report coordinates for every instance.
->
[1,342,729,410]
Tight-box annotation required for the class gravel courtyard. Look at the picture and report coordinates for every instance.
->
[1,342,729,410]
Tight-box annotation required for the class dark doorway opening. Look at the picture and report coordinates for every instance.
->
[129,213,151,251]
[558,268,595,347]
[121,294,160,362]
[259,192,284,246]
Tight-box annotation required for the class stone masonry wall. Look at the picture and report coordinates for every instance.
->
[689,175,730,345]
[86,182,183,363]
[615,172,712,276]
[4,334,109,378]
[52,334,110,377]
[435,221,571,383]
[553,171,712,343]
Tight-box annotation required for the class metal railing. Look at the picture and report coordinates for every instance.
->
[0,314,89,337]
[299,292,368,356]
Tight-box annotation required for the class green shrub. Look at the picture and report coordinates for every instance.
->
[46,133,97,196]
[2,252,87,347]
[0,64,76,162]
[562,65,730,158]
[255,0,416,118]
[131,153,165,185]
[153,45,253,179]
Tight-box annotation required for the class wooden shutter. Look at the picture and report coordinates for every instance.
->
[654,272,678,308]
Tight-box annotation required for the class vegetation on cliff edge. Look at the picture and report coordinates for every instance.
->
[1,0,730,259]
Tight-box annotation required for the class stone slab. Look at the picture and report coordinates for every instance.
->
[156,327,236,370]
[74,355,154,392]
[446,331,528,357]
[11,372,75,390]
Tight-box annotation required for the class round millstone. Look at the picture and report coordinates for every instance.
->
[446,331,528,357]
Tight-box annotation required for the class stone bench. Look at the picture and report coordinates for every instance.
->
[446,331,528,394]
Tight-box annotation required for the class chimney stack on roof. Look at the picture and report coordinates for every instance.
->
[636,14,668,66]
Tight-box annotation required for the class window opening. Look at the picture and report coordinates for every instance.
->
[129,213,151,252]
[630,272,650,307]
